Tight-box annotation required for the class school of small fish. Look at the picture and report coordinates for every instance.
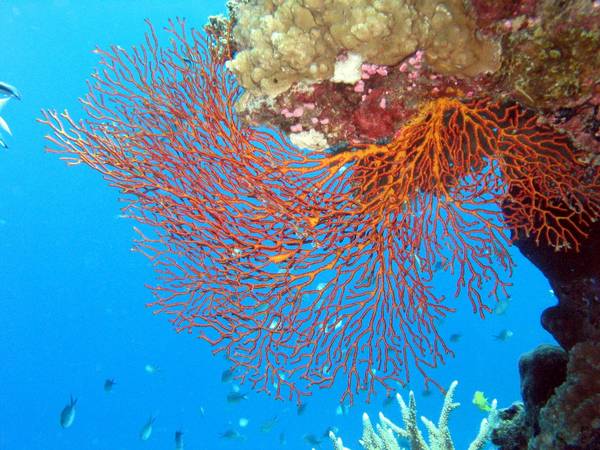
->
[56,360,356,448]
[55,300,513,448]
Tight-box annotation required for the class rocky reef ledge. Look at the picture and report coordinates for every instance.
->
[492,219,600,449]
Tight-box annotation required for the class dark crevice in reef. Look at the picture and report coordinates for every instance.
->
[494,201,600,449]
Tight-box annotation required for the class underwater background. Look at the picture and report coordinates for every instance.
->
[0,1,557,449]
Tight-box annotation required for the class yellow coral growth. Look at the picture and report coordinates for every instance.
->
[227,0,501,98]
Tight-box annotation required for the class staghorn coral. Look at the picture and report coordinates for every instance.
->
[330,380,498,450]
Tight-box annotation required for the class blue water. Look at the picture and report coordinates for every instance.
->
[0,2,557,449]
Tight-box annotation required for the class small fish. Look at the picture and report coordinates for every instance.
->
[239,417,249,428]
[382,394,396,407]
[494,329,514,341]
[335,403,350,416]
[422,387,433,397]
[0,81,21,100]
[139,415,156,441]
[251,302,270,315]
[104,378,116,392]
[493,297,511,315]
[259,416,278,433]
[175,430,184,450]
[226,391,248,404]
[221,367,235,383]
[268,317,280,330]
[279,431,287,446]
[303,434,322,446]
[433,257,449,272]
[472,391,492,412]
[60,395,77,428]
[449,333,462,343]
[144,364,159,374]
[296,402,307,415]
[219,429,245,440]
[181,51,200,68]
[0,97,12,146]
[0,114,11,136]
[414,253,422,271]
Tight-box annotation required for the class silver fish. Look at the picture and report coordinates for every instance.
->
[0,97,11,130]
[0,114,11,136]
[0,97,12,149]
[139,415,156,441]
[60,396,77,428]
[494,329,514,341]
[0,81,21,100]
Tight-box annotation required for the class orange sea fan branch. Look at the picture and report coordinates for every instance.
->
[40,19,600,404]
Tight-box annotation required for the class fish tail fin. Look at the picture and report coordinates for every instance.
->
[0,97,9,112]
[0,116,12,136]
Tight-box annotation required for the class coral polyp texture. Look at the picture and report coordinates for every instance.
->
[226,0,500,99]
[41,0,600,403]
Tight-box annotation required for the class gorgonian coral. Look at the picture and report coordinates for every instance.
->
[41,19,600,402]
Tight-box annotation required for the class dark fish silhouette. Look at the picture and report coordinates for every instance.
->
[303,433,322,446]
[297,402,307,415]
[449,333,462,343]
[175,430,184,449]
[221,367,235,383]
[226,390,248,404]
[219,429,246,440]
[104,378,116,392]
[0,81,21,100]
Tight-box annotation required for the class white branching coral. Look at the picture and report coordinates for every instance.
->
[330,380,498,450]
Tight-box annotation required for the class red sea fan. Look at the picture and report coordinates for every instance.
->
[41,19,334,400]
[40,19,600,403]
